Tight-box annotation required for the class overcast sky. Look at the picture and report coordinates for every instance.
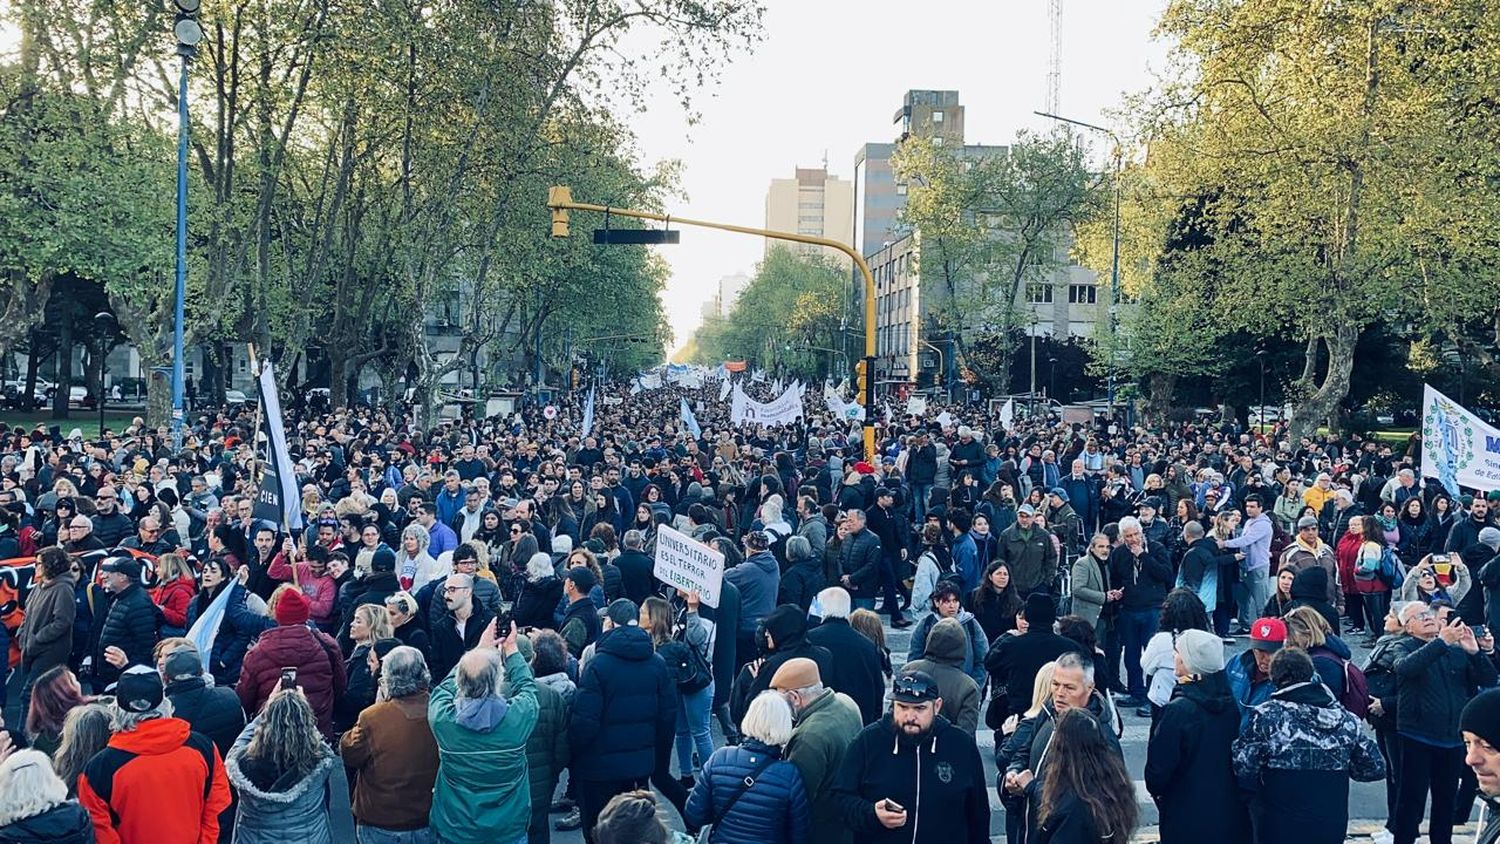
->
[625,0,1173,353]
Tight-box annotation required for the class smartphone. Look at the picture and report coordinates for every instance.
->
[1433,554,1451,563]
[279,667,298,690]
[1474,625,1488,639]
[883,799,905,813]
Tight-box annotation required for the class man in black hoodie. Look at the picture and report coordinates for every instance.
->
[833,670,990,844]
[985,593,1083,721]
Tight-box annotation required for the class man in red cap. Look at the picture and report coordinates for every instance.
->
[1227,616,1285,731]
[235,588,347,738]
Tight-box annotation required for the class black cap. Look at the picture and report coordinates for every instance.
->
[111,665,164,713]
[891,670,941,704]
[101,556,143,581]
[371,547,397,573]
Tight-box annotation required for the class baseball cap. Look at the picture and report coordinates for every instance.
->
[1017,503,1037,517]
[1248,617,1287,652]
[111,665,165,713]
[163,647,205,683]
[891,670,941,704]
[602,598,639,627]
[101,556,142,580]
[1048,487,1069,502]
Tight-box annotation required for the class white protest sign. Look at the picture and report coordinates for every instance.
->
[730,383,804,427]
[653,524,725,608]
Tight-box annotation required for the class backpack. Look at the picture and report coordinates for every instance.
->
[1333,654,1370,720]
[1355,545,1391,582]
[658,626,713,693]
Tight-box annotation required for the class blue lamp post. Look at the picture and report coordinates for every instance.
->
[171,0,203,448]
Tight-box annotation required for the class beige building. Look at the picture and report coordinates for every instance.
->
[763,167,854,263]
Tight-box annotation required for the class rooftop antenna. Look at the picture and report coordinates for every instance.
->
[1045,0,1062,115]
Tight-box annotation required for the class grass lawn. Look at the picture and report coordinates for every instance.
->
[0,409,145,439]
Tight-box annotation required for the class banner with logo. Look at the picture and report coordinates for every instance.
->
[1421,384,1500,496]
[730,383,804,427]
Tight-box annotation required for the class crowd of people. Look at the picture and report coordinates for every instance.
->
[0,377,1498,844]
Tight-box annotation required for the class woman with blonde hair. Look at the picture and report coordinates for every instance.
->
[997,661,1059,844]
[227,689,349,843]
[1283,605,1356,704]
[151,552,198,637]
[0,749,93,842]
[51,703,113,796]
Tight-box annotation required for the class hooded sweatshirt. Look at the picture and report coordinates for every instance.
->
[832,714,990,844]
[1287,566,1341,634]
[1145,671,1250,844]
[900,619,982,734]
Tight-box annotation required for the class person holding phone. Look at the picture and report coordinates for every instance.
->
[832,670,989,843]
[1400,554,1472,607]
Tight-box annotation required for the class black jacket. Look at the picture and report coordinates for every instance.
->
[711,578,741,710]
[514,576,564,631]
[1287,566,1341,634]
[839,529,883,598]
[731,606,834,725]
[908,444,938,485]
[1108,542,1173,612]
[94,583,158,686]
[0,801,94,844]
[570,625,677,782]
[985,629,1083,719]
[428,604,495,683]
[778,556,826,612]
[806,617,886,725]
[1144,671,1249,844]
[613,550,657,605]
[90,511,134,548]
[166,676,247,756]
[1394,635,1499,745]
[834,714,989,844]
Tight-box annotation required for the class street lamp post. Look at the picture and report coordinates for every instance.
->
[1049,355,1058,402]
[171,0,203,449]
[1256,349,1267,434]
[94,312,115,437]
[1035,111,1122,408]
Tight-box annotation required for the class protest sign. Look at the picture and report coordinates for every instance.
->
[654,524,725,608]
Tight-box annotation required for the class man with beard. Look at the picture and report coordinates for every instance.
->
[1449,496,1497,554]
[833,670,989,843]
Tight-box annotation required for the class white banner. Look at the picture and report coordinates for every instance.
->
[253,362,303,531]
[731,383,804,427]
[1422,384,1500,496]
[718,376,732,402]
[653,524,725,608]
[1000,398,1015,431]
[905,396,928,418]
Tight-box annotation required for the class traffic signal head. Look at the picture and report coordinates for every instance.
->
[548,186,573,238]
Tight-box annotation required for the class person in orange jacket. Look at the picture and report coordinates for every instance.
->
[77,665,232,844]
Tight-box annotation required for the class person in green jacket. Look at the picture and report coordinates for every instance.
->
[428,618,539,844]
[770,656,863,844]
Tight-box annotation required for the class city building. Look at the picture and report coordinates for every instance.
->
[763,167,853,262]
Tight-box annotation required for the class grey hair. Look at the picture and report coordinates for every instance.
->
[1117,516,1142,537]
[815,586,852,619]
[785,535,812,563]
[527,552,555,581]
[791,681,825,701]
[623,529,645,551]
[552,533,573,556]
[0,750,69,826]
[379,646,430,700]
[740,691,794,747]
[111,697,175,732]
[1182,520,1205,540]
[1055,650,1096,686]
[400,523,431,554]
[455,649,504,701]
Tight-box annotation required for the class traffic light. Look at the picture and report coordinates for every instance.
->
[548,186,573,238]
[855,359,868,401]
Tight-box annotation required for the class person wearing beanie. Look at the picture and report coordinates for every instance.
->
[729,604,833,726]
[1145,627,1247,844]
[984,592,1083,722]
[235,584,348,739]
[1460,689,1500,844]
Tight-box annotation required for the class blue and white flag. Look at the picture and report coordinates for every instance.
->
[1422,384,1500,496]
[581,387,596,437]
[680,397,702,438]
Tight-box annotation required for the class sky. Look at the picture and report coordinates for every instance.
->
[625,0,1174,354]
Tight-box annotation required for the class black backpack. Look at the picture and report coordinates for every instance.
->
[659,629,713,693]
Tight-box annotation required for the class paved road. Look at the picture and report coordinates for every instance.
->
[541,617,1399,842]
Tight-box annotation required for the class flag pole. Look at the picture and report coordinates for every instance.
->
[249,344,297,592]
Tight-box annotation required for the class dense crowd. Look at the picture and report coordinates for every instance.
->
[0,378,1499,844]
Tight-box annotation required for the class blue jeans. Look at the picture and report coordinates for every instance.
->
[360,825,437,844]
[912,483,933,523]
[1240,568,1271,630]
[1118,608,1158,698]
[676,681,715,775]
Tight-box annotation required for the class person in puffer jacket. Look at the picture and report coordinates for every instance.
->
[685,690,810,844]
[1232,648,1385,844]
[225,689,353,844]
[518,631,572,844]
[236,588,348,739]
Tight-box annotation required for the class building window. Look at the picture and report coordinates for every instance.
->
[932,137,945,147]
[1026,283,1053,304]
[932,110,944,123]
[1068,284,1097,304]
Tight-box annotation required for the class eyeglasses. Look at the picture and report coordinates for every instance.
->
[443,586,471,594]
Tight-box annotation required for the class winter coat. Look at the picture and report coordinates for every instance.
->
[225,721,351,844]
[1226,649,1275,732]
[570,625,676,782]
[76,717,233,844]
[513,576,563,630]
[558,596,600,659]
[1280,539,1343,613]
[778,555,825,612]
[0,802,94,844]
[1177,537,1229,615]
[833,714,989,844]
[1286,566,1341,635]
[1394,634,1499,745]
[17,572,75,673]
[93,583,158,687]
[333,643,377,734]
[1144,671,1249,844]
[725,551,780,636]
[838,528,883,600]
[711,578,742,710]
[1108,542,1173,613]
[1068,552,1112,626]
[904,610,988,689]
[1231,680,1385,844]
[339,691,439,831]
[236,624,348,738]
[152,575,198,637]
[900,623,983,734]
[1036,791,1111,844]
[1002,693,1123,843]
[985,628,1082,718]
[165,677,246,757]
[782,690,862,844]
[684,740,811,844]
[998,524,1059,595]
[428,652,538,844]
[185,582,274,689]
[805,617,885,726]
[428,604,495,682]
[731,609,834,726]
[522,674,571,815]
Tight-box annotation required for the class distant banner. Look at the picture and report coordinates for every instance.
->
[999,398,1016,431]
[1421,384,1500,496]
[653,524,725,608]
[580,388,596,437]
[905,396,928,418]
[731,383,804,427]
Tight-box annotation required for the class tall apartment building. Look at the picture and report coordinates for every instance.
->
[763,167,854,263]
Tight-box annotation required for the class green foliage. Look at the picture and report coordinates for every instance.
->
[689,247,852,379]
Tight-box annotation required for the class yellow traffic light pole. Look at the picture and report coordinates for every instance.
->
[548,185,879,460]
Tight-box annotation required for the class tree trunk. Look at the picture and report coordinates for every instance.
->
[1288,323,1360,440]
[1145,373,1177,426]
[23,332,41,410]
[50,318,72,420]
[146,364,173,428]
